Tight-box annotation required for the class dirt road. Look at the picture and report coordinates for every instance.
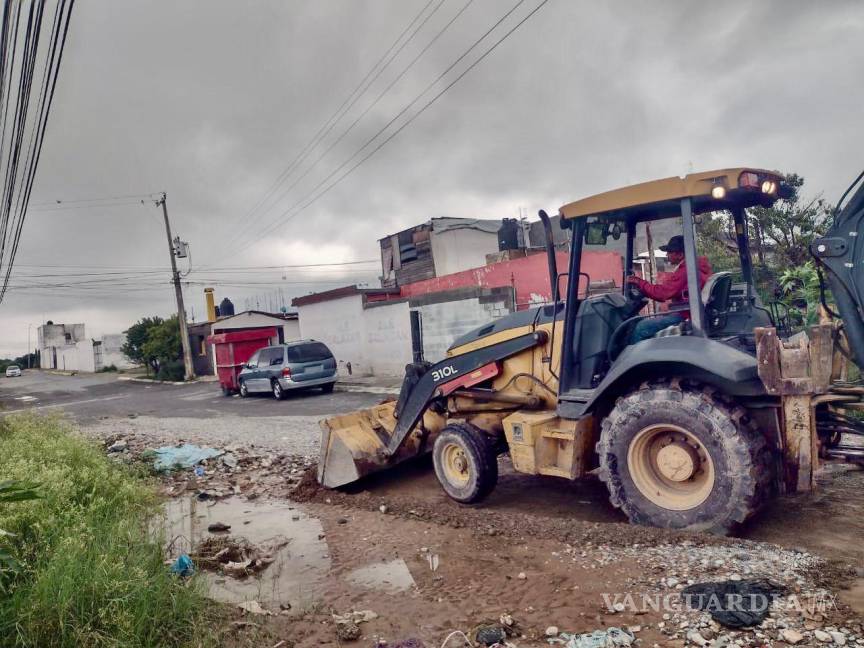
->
[9,372,864,646]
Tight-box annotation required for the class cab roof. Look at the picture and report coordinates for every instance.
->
[559,167,784,221]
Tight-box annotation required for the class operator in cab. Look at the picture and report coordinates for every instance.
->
[625,235,712,343]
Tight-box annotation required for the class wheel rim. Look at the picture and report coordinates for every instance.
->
[440,441,471,488]
[240,382,247,395]
[273,383,281,397]
[627,423,715,511]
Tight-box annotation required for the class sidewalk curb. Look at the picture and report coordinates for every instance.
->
[117,377,189,386]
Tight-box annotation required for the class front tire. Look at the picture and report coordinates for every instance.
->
[239,380,249,398]
[432,423,498,503]
[321,382,335,394]
[597,382,772,534]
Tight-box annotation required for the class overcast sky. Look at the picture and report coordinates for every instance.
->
[0,0,861,357]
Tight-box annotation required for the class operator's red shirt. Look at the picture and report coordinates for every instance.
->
[632,256,712,318]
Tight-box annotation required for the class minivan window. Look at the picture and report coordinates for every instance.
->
[286,342,332,363]
[247,351,260,368]
[265,347,284,366]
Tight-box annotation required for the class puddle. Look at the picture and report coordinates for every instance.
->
[346,558,416,593]
[839,578,864,617]
[156,497,330,612]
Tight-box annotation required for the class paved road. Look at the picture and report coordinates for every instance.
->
[0,371,392,456]
[0,370,388,423]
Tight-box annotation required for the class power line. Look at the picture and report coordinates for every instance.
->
[220,0,442,256]
[0,0,76,305]
[232,0,548,257]
[231,0,476,254]
[29,192,159,206]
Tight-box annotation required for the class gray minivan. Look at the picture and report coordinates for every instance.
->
[238,340,337,400]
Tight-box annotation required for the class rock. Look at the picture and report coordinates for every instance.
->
[337,517,348,524]
[780,629,804,645]
[335,621,360,641]
[517,572,527,580]
[474,625,506,645]
[379,504,388,514]
[687,630,708,646]
[221,453,238,469]
[238,600,271,615]
[545,626,559,637]
[107,440,128,453]
[207,522,230,532]
[666,577,680,588]
[499,613,513,627]
[830,631,847,646]
[813,629,832,643]
[612,602,626,613]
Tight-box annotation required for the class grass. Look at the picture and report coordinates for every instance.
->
[0,414,219,648]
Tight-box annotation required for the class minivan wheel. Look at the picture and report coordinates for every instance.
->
[272,379,285,401]
[321,382,335,394]
[239,381,249,398]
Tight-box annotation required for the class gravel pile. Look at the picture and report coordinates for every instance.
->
[556,540,862,646]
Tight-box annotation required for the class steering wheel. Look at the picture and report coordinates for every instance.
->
[626,281,646,302]
[623,278,648,318]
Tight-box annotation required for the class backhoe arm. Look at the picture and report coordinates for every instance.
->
[811,171,864,367]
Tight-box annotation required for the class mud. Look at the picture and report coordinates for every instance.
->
[138,434,864,646]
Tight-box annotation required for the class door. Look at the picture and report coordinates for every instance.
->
[259,346,285,387]
[243,350,262,391]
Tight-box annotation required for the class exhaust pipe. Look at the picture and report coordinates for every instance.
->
[538,210,558,301]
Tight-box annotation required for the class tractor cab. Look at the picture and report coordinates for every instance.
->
[553,168,792,415]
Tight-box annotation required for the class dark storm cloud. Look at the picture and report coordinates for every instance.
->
[0,0,861,355]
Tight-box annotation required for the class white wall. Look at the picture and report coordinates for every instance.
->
[412,296,511,362]
[364,301,412,376]
[296,295,368,376]
[430,228,500,276]
[101,334,135,370]
[296,289,514,376]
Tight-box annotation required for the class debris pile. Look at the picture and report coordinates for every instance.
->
[190,534,289,577]
[102,433,314,501]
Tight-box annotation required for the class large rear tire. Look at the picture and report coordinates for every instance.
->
[597,382,773,534]
[433,423,498,503]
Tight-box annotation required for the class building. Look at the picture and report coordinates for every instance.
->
[292,246,623,377]
[379,217,506,287]
[291,287,403,376]
[37,323,134,372]
[188,309,302,376]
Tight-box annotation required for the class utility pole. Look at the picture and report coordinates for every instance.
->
[157,193,195,381]
[26,324,32,368]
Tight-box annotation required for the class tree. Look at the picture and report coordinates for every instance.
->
[697,173,833,295]
[122,317,163,374]
[748,173,833,270]
[140,315,183,380]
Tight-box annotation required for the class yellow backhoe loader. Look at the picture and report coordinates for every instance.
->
[318,167,864,533]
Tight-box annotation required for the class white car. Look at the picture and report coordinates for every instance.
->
[5,365,21,377]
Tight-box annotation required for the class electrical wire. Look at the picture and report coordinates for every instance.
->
[0,0,75,305]
[230,0,474,253]
[221,0,443,255]
[231,0,548,257]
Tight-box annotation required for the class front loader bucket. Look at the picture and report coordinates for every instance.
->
[317,401,437,488]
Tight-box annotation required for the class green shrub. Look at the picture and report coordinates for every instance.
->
[98,364,118,373]
[0,415,217,647]
[156,360,185,382]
